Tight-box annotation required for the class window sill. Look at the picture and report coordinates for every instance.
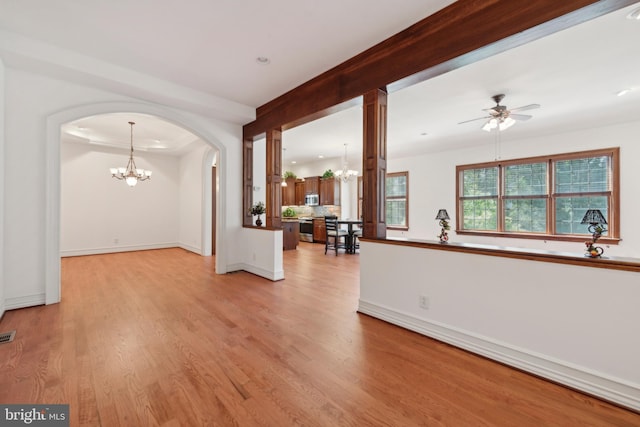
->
[359,236,640,273]
[455,230,620,245]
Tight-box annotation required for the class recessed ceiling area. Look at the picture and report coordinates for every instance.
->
[61,113,204,156]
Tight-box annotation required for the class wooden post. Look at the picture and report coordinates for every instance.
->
[242,138,254,226]
[266,129,283,228]
[362,88,387,239]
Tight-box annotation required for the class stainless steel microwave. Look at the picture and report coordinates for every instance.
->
[304,194,319,206]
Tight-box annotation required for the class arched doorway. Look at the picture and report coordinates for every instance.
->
[46,102,228,304]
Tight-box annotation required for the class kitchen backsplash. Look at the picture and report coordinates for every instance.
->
[283,205,341,218]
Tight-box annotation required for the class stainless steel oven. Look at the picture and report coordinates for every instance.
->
[299,217,314,242]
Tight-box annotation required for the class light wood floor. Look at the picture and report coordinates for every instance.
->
[1,243,638,426]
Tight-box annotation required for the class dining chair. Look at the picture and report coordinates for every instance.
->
[324,218,347,255]
[352,227,362,252]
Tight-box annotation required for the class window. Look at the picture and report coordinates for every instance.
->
[457,148,619,241]
[357,172,409,229]
[386,172,408,229]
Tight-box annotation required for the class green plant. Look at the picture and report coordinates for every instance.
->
[283,171,297,179]
[322,169,335,179]
[283,207,296,217]
[250,201,265,216]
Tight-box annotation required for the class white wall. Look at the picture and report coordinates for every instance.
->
[387,120,640,258]
[0,58,5,319]
[360,118,640,410]
[234,228,284,281]
[60,141,180,255]
[3,66,251,309]
[178,143,210,253]
[359,241,640,411]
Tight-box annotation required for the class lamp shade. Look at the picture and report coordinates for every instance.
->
[580,209,607,225]
[435,209,450,220]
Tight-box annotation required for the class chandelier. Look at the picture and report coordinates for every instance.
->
[334,143,358,183]
[109,121,152,187]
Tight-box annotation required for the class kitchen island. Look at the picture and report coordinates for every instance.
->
[282,218,300,250]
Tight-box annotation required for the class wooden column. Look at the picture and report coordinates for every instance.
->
[362,88,387,239]
[242,138,254,226]
[265,129,282,228]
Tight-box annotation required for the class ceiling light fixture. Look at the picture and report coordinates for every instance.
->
[334,143,358,183]
[109,121,152,187]
[616,88,632,97]
[482,116,516,132]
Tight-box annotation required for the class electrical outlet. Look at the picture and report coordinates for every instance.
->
[419,295,429,309]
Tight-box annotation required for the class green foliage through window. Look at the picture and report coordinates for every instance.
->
[457,149,617,239]
[386,172,408,228]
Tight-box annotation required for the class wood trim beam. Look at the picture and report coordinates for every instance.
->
[243,0,634,138]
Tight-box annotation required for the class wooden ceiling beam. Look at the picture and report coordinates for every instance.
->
[243,0,635,139]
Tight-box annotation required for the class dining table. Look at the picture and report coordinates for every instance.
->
[336,219,363,254]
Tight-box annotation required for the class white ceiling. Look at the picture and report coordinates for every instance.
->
[2,1,639,162]
[0,0,455,107]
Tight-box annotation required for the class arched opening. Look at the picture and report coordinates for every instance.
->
[46,102,227,304]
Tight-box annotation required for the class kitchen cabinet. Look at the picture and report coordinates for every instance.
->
[283,220,299,250]
[281,177,296,206]
[313,218,326,243]
[320,177,340,206]
[295,181,305,206]
[304,176,320,195]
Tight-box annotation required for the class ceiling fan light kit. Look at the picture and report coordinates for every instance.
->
[460,94,540,132]
[627,7,640,20]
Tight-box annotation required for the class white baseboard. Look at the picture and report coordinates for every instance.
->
[358,300,640,412]
[60,242,178,257]
[178,243,201,254]
[228,263,284,281]
[6,293,46,310]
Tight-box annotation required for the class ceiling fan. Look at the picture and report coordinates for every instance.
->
[459,94,540,131]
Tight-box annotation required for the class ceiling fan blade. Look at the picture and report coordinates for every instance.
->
[510,113,533,121]
[510,103,540,112]
[458,115,491,124]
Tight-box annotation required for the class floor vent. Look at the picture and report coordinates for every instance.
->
[0,330,16,344]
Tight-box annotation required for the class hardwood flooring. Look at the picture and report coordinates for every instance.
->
[1,243,638,426]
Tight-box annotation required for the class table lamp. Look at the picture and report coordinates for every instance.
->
[435,209,451,243]
[581,209,607,258]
